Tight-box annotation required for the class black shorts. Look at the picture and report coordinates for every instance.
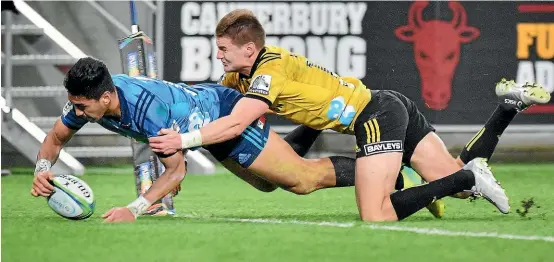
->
[354,90,435,165]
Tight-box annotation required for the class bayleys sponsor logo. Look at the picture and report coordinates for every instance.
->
[363,140,403,156]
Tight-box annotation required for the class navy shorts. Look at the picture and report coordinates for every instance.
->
[204,95,270,168]
[228,116,270,167]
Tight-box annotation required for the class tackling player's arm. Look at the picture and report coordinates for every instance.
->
[102,151,187,223]
[199,97,268,144]
[148,98,268,155]
[149,63,285,154]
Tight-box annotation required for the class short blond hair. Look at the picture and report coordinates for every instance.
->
[215,9,265,48]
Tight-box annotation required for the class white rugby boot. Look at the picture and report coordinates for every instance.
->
[496,78,551,112]
[463,158,510,214]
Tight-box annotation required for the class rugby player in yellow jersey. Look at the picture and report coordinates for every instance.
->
[220,75,447,218]
[149,9,551,221]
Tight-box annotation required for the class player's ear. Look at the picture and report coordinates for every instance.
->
[245,42,256,57]
[101,91,111,105]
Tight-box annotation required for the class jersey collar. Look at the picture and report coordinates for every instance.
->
[241,46,267,79]
[115,86,131,128]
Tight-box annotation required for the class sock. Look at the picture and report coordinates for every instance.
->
[459,106,518,164]
[394,173,404,191]
[329,156,355,187]
[284,125,322,157]
[329,156,405,188]
[390,169,475,220]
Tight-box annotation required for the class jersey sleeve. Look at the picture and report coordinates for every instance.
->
[60,101,88,130]
[245,59,286,106]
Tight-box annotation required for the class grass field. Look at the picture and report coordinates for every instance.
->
[2,164,554,262]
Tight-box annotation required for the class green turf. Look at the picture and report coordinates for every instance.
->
[2,164,553,262]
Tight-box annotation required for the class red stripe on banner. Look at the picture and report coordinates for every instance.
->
[522,104,554,114]
[518,4,554,13]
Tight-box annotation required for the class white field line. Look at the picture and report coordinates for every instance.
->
[177,214,554,243]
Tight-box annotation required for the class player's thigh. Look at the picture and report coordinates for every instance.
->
[248,131,334,190]
[220,159,277,192]
[410,132,460,182]
[385,90,459,181]
[353,91,408,219]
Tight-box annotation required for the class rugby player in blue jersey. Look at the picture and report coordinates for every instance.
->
[31,57,379,223]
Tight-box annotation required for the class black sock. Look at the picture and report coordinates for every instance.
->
[390,169,475,220]
[460,106,517,164]
[329,156,356,187]
[284,125,322,157]
[329,156,405,188]
[394,175,404,191]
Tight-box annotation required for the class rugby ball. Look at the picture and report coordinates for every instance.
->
[47,174,95,220]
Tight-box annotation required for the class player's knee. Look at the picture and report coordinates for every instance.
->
[286,178,318,195]
[257,183,278,193]
[357,195,398,222]
[359,212,388,222]
[288,184,314,195]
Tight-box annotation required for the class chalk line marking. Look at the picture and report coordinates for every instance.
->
[177,214,554,243]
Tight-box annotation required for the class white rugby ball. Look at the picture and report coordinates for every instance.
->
[47,174,95,220]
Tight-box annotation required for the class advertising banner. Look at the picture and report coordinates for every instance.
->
[164,1,554,125]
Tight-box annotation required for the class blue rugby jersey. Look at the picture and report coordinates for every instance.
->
[61,74,242,149]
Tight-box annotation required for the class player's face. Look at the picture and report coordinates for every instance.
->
[216,36,251,72]
[68,93,110,123]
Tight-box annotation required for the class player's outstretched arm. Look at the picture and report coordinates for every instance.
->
[102,151,187,223]
[197,97,269,145]
[148,97,269,154]
[31,118,77,197]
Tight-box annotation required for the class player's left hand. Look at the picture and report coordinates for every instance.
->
[102,207,136,223]
[148,129,181,155]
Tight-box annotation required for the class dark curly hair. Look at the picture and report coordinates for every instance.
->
[64,57,115,99]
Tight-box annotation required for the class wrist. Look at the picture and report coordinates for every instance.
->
[126,196,152,218]
[34,159,52,175]
[180,130,202,149]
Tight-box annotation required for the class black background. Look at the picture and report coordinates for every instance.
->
[163,1,554,125]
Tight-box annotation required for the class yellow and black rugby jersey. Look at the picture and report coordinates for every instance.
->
[219,45,372,133]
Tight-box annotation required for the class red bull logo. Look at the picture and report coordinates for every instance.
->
[395,1,480,110]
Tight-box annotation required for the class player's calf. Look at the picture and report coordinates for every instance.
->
[222,159,278,193]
